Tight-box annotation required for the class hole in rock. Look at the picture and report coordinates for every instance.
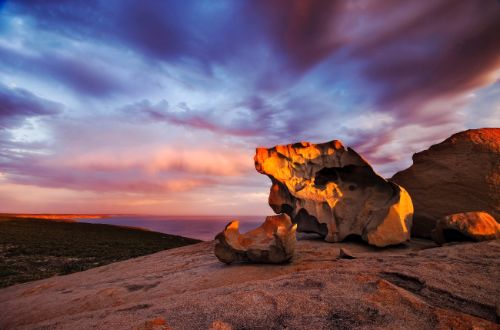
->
[442,229,475,242]
[295,209,328,236]
[281,204,294,216]
[314,165,387,189]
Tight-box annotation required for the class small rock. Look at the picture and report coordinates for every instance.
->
[339,248,356,259]
[214,214,297,264]
[210,320,233,330]
[431,211,500,244]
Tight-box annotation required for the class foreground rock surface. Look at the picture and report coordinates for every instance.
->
[214,214,297,264]
[254,140,413,247]
[392,128,500,238]
[1,239,499,329]
[432,211,500,244]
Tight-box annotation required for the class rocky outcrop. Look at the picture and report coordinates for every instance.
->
[214,214,296,264]
[1,239,499,329]
[392,128,500,238]
[254,140,413,247]
[431,211,500,244]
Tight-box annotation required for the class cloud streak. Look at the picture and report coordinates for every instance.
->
[0,82,62,129]
[0,0,498,214]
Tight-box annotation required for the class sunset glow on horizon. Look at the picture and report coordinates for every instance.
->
[0,1,499,215]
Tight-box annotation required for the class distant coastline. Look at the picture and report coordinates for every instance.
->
[0,213,111,220]
[0,214,263,240]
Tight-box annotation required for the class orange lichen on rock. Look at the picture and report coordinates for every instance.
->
[255,140,413,247]
[135,317,172,330]
[431,211,500,244]
[209,320,233,330]
[214,214,297,264]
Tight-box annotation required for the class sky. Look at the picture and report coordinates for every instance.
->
[0,0,499,215]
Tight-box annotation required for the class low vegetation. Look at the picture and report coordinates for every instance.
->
[0,216,200,288]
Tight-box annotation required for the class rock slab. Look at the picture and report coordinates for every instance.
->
[254,140,413,247]
[392,128,500,238]
[1,240,499,329]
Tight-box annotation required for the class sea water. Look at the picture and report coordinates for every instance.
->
[76,215,263,241]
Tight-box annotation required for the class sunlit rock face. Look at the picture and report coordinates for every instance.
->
[392,128,500,238]
[255,140,413,247]
[214,214,297,264]
[431,211,500,244]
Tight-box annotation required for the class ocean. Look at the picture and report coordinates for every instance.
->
[75,215,263,241]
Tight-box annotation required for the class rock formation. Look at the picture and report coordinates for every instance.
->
[431,211,500,244]
[392,128,500,238]
[254,140,413,247]
[214,214,296,264]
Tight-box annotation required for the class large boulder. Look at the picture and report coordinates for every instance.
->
[431,211,500,244]
[254,140,413,247]
[392,128,500,238]
[214,214,297,264]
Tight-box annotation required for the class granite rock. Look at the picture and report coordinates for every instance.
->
[392,128,500,238]
[432,211,500,244]
[255,140,413,247]
[214,214,296,264]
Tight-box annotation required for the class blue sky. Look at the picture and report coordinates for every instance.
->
[0,0,499,215]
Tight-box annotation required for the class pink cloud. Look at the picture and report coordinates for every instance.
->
[48,147,253,177]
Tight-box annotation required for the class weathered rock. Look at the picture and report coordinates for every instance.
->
[214,214,296,264]
[431,211,500,244]
[392,128,500,238]
[338,247,356,259]
[255,140,413,247]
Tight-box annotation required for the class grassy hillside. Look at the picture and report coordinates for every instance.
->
[0,216,200,288]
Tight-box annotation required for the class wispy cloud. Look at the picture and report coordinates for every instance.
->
[0,0,498,213]
[0,82,62,129]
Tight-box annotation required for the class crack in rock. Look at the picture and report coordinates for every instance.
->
[380,272,498,323]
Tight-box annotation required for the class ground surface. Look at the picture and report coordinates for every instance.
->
[0,237,498,329]
[0,216,200,288]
